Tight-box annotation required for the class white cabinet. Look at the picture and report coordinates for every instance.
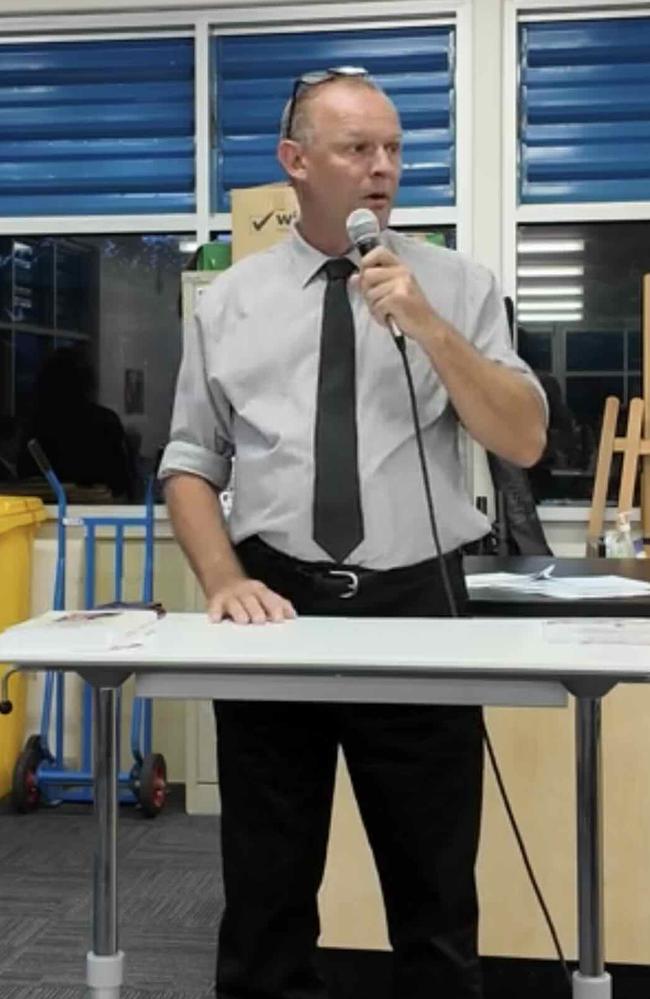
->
[185,699,221,814]
[183,528,223,814]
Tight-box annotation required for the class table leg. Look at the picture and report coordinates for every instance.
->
[86,685,124,998]
[573,695,611,999]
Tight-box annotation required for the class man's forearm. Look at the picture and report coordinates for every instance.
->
[419,317,546,467]
[164,472,244,599]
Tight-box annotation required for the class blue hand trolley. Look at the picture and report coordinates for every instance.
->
[10,440,168,818]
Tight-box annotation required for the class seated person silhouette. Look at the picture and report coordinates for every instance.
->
[17,345,133,500]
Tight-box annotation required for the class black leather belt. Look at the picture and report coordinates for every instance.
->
[236,535,459,601]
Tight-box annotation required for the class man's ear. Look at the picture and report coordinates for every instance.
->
[277,139,307,182]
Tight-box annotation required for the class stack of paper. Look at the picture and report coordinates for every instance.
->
[0,609,159,656]
[466,572,650,600]
[544,618,650,645]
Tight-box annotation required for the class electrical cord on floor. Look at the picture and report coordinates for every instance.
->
[482,723,572,987]
[395,334,572,991]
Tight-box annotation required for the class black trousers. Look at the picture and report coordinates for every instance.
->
[214,537,484,999]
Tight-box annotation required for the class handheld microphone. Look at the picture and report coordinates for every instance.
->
[346,208,404,342]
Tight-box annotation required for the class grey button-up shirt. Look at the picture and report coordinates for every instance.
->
[160,227,546,570]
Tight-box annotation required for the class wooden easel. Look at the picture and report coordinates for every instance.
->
[587,275,650,555]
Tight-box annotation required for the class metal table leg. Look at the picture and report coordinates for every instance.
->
[572,695,611,999]
[87,685,124,998]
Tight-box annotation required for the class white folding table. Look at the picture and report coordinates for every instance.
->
[2,611,648,999]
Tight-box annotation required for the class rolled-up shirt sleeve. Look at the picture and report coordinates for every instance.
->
[466,266,549,425]
[158,301,233,491]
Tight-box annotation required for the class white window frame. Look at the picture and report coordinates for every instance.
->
[0,0,472,252]
[502,0,650,524]
[503,0,650,299]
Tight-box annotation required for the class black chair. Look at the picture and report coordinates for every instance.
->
[483,297,552,557]
[487,452,553,556]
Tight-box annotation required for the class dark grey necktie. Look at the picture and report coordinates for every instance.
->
[312,258,364,563]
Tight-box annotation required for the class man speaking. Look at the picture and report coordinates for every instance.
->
[159,69,547,999]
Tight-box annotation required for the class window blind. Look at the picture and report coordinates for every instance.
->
[213,26,455,212]
[520,18,650,203]
[0,38,194,217]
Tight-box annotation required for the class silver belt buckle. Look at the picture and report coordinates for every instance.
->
[329,569,359,599]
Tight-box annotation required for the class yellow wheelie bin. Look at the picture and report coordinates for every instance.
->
[0,496,46,798]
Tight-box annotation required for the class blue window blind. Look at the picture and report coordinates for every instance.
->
[520,18,650,203]
[213,26,455,212]
[0,39,194,217]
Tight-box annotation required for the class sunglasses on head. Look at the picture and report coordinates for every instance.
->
[283,66,369,140]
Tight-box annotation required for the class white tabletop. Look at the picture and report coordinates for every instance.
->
[2,613,650,684]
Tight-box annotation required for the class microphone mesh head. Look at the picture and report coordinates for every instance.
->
[346,208,380,248]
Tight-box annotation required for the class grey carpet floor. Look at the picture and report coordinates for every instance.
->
[5,791,646,999]
[0,788,221,999]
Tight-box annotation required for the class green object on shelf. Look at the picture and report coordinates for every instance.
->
[425,232,446,247]
[198,242,231,270]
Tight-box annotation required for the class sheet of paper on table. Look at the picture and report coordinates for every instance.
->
[0,610,159,654]
[465,572,650,600]
[543,618,650,646]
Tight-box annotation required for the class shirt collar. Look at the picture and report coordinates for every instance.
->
[289,223,360,288]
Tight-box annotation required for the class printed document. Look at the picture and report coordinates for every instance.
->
[0,610,159,655]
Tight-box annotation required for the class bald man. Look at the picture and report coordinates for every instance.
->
[160,70,546,999]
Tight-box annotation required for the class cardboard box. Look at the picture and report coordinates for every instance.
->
[231,183,299,262]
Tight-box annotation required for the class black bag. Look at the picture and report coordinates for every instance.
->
[487,453,553,556]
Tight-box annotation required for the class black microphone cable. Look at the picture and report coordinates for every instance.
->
[346,210,570,989]
[391,335,458,616]
[392,328,572,992]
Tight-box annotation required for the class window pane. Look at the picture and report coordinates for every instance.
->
[0,39,195,217]
[519,18,650,204]
[629,330,641,369]
[213,26,456,212]
[0,238,52,328]
[2,233,192,503]
[14,331,55,416]
[566,331,623,372]
[0,331,11,417]
[516,221,649,503]
[630,374,642,399]
[517,329,552,371]
[0,333,16,485]
[566,375,625,424]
